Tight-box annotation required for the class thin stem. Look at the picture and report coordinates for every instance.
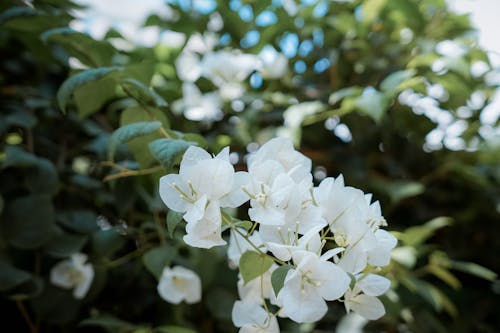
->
[104,165,164,182]
[16,300,37,333]
[105,246,152,268]
[233,227,286,265]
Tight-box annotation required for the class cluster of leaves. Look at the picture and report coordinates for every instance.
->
[1,0,499,332]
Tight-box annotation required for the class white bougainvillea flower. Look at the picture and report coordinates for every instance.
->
[50,253,94,299]
[367,229,397,267]
[247,137,312,183]
[200,50,260,100]
[237,266,277,306]
[232,300,280,333]
[183,200,226,248]
[228,229,265,268]
[157,266,201,304]
[258,46,288,79]
[343,274,391,320]
[172,82,223,122]
[277,250,350,323]
[260,225,323,262]
[159,145,249,248]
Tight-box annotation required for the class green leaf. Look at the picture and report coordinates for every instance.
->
[74,77,117,117]
[450,261,497,281]
[2,145,38,168]
[380,69,417,95]
[166,210,183,238]
[2,194,56,249]
[91,229,126,257]
[427,265,461,290]
[79,314,136,331]
[328,87,362,105]
[354,87,390,123]
[108,121,163,161]
[239,250,274,284]
[142,245,177,280]
[119,106,170,168]
[57,67,119,113]
[57,210,99,234]
[44,233,87,258]
[362,0,387,23]
[121,78,168,107]
[271,264,293,295]
[148,138,192,170]
[0,260,32,292]
[399,217,452,247]
[41,28,115,67]
[386,180,425,203]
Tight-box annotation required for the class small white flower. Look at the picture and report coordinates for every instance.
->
[159,145,249,248]
[200,50,260,100]
[258,46,288,79]
[50,253,94,299]
[343,274,390,320]
[277,250,350,323]
[157,266,201,304]
[232,300,280,333]
[172,83,223,122]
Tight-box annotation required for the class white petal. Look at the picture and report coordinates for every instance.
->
[179,146,212,177]
[50,261,74,289]
[348,294,385,320]
[220,171,251,208]
[356,274,391,297]
[73,264,94,299]
[313,261,350,301]
[183,195,207,223]
[278,274,327,323]
[159,174,189,213]
[232,300,269,327]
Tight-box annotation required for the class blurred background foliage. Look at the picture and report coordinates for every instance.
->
[0,0,499,332]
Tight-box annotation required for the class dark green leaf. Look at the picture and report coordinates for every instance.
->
[2,194,56,249]
[166,210,183,238]
[149,138,192,170]
[57,67,119,113]
[44,232,87,258]
[142,245,177,280]
[271,264,293,295]
[108,121,163,161]
[91,229,126,257]
[121,78,167,107]
[0,260,32,292]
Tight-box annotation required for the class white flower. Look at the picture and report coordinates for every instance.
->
[277,250,350,323]
[343,274,390,320]
[237,266,277,306]
[200,50,260,100]
[50,253,94,299]
[258,46,288,79]
[159,146,249,248]
[367,229,397,267]
[172,83,223,122]
[247,138,312,183]
[157,266,201,304]
[232,300,280,333]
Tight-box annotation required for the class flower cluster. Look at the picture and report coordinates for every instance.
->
[159,137,396,331]
[173,33,287,122]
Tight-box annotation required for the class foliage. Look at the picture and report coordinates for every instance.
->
[1,0,499,332]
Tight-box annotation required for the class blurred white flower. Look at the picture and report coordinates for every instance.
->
[258,46,288,79]
[50,253,94,299]
[232,300,280,333]
[157,266,201,304]
[172,83,223,122]
[200,50,260,99]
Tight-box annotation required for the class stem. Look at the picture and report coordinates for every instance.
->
[233,227,286,265]
[154,212,166,246]
[105,246,151,268]
[16,301,37,333]
[104,165,164,182]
